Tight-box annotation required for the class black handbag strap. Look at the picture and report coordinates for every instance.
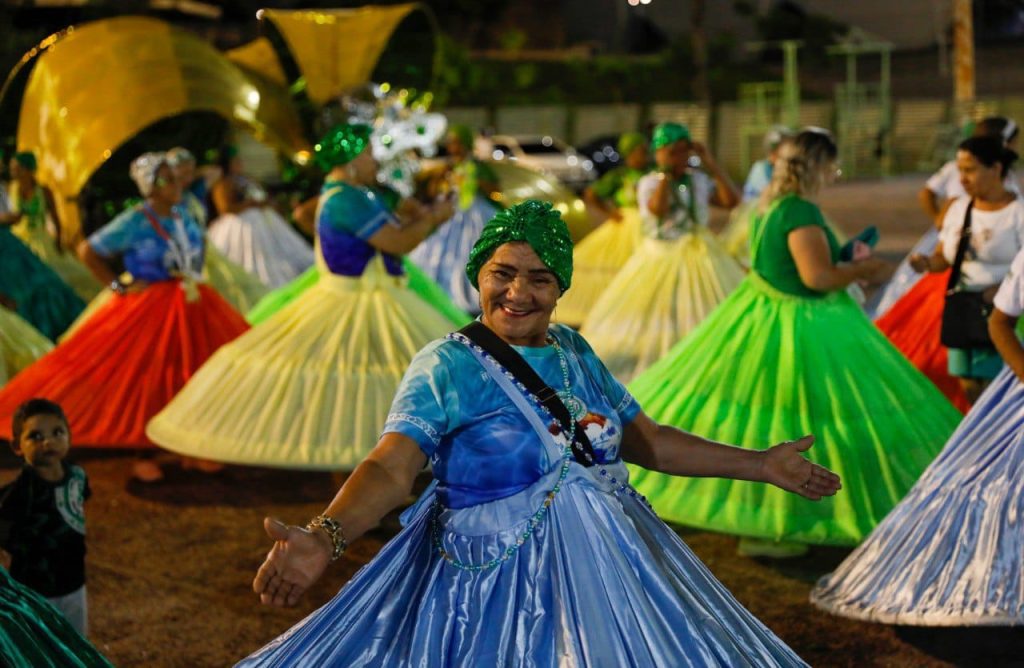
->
[459,321,598,467]
[946,199,975,293]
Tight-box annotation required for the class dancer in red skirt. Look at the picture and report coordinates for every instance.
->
[0,153,249,481]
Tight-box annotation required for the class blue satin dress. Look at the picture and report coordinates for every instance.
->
[238,325,808,666]
[812,364,1024,625]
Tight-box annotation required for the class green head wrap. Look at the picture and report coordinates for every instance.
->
[13,151,37,171]
[447,124,475,151]
[466,200,573,293]
[617,132,646,157]
[651,122,690,150]
[315,123,373,171]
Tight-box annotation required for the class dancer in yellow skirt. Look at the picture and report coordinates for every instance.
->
[0,303,52,388]
[554,132,649,327]
[580,123,744,382]
[147,124,457,469]
[3,152,101,300]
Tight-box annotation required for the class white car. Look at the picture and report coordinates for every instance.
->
[479,135,596,191]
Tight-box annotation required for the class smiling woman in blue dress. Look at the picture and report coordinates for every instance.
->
[237,200,839,667]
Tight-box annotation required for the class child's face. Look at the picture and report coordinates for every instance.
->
[16,414,70,467]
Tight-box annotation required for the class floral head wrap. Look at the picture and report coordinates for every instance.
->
[466,200,573,293]
[315,123,373,171]
[166,147,195,166]
[130,152,168,197]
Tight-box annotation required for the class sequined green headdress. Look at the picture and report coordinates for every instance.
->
[466,200,573,293]
[315,123,373,171]
[651,122,690,150]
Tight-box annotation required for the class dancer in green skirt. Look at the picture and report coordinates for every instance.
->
[627,129,963,555]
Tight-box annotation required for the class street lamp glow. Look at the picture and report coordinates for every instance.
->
[627,0,640,6]
[640,0,652,5]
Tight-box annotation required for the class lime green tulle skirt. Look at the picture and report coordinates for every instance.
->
[247,259,470,327]
[627,273,962,546]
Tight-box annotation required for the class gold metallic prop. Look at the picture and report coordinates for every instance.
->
[226,37,288,87]
[257,4,433,105]
[16,16,309,238]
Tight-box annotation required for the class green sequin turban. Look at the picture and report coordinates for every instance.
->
[447,124,475,150]
[315,123,373,171]
[13,151,37,171]
[651,122,690,150]
[466,200,573,293]
[617,132,646,157]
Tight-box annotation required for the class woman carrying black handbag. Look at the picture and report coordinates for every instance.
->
[910,135,1024,402]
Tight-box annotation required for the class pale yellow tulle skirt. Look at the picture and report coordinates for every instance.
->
[202,244,270,313]
[14,227,102,300]
[716,200,757,268]
[579,228,745,383]
[553,208,642,328]
[59,248,269,342]
[0,306,53,387]
[146,256,456,470]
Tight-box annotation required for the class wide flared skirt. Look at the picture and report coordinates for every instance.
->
[408,196,497,315]
[0,307,52,388]
[875,270,970,412]
[13,228,102,301]
[552,207,642,327]
[627,274,962,546]
[203,244,270,313]
[716,200,757,267]
[237,463,807,667]
[207,209,313,289]
[246,260,470,328]
[0,567,112,668]
[0,230,83,341]
[811,367,1024,625]
[0,281,249,447]
[59,248,271,342]
[580,230,745,383]
[147,259,457,470]
[864,227,938,320]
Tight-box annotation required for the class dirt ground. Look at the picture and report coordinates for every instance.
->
[11,176,1024,667]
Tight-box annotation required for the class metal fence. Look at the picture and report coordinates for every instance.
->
[441,96,1024,180]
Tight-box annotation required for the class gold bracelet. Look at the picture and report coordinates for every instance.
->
[306,514,348,562]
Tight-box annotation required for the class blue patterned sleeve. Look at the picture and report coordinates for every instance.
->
[87,208,142,258]
[319,186,395,241]
[381,340,459,457]
[559,326,641,425]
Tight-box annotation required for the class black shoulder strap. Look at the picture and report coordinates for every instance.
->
[947,199,974,293]
[459,321,598,467]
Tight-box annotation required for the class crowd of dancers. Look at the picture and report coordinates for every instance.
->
[0,111,1022,666]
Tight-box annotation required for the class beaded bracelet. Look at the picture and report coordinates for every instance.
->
[306,514,348,562]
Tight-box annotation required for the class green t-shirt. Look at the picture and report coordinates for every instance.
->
[750,194,842,297]
[590,166,645,208]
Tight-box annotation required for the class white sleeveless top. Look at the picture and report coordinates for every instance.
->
[939,195,1024,289]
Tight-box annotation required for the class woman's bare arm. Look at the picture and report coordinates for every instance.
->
[620,411,839,500]
[789,225,891,292]
[990,308,1024,383]
[76,241,118,285]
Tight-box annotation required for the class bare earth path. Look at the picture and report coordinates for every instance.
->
[10,176,1024,667]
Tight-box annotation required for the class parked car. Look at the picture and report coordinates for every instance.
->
[575,134,624,177]
[478,135,597,191]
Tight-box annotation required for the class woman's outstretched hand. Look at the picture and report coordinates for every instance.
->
[253,517,332,608]
[760,435,841,500]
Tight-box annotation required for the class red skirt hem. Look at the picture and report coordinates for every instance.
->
[0,281,249,447]
[875,270,970,413]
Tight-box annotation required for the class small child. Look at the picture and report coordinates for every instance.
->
[0,398,90,636]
